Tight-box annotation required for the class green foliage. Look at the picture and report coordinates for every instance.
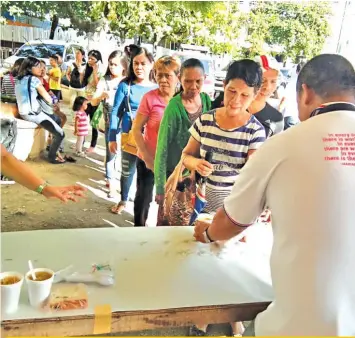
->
[1,0,332,60]
[245,1,332,61]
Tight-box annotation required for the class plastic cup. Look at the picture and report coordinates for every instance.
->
[0,271,24,314]
[25,268,54,307]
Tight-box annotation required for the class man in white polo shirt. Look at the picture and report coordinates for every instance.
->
[194,54,355,335]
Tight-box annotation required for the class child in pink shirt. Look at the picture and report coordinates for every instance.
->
[132,56,181,227]
[73,96,89,157]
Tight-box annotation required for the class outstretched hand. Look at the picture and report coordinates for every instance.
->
[42,185,87,202]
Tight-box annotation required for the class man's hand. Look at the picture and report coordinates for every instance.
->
[42,185,87,203]
[109,141,118,154]
[193,220,211,243]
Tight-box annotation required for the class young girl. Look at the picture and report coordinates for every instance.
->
[73,96,89,157]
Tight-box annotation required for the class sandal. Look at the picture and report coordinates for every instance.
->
[64,155,77,163]
[111,202,126,214]
[50,159,66,164]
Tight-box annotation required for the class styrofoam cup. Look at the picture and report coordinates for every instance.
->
[0,271,24,314]
[25,268,54,307]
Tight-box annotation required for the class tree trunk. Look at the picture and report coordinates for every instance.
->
[49,15,59,40]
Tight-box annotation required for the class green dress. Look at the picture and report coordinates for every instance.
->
[154,92,211,195]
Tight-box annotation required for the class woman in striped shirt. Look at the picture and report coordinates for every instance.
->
[181,59,266,336]
[182,59,266,213]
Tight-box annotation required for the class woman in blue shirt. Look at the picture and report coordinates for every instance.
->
[109,45,156,214]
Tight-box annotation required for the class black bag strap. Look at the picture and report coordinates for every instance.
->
[27,75,32,110]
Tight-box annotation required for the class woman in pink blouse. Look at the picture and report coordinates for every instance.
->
[132,56,181,227]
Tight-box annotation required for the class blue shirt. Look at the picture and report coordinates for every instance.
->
[15,75,41,116]
[109,81,157,141]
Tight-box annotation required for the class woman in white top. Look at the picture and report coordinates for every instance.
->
[91,50,129,196]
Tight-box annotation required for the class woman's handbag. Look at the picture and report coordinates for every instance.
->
[164,156,195,226]
[120,82,138,156]
[90,102,104,132]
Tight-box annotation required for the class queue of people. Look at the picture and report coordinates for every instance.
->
[1,47,355,336]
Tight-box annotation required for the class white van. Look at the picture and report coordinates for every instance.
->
[1,39,85,71]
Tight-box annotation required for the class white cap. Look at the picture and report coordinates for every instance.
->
[254,55,280,72]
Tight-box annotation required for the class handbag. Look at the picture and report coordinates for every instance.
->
[91,78,110,133]
[90,102,104,132]
[164,156,195,226]
[120,82,138,156]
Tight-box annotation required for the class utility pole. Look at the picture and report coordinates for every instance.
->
[336,0,348,54]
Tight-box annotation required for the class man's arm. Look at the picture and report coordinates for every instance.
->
[194,136,284,243]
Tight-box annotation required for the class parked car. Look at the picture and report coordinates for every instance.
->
[1,39,85,72]
[172,50,216,99]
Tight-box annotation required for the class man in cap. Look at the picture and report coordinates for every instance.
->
[194,54,355,335]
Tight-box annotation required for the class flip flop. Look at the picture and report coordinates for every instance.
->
[64,155,77,163]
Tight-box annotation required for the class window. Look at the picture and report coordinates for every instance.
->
[16,44,65,59]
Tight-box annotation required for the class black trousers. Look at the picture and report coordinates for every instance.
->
[134,158,155,227]
[85,103,98,148]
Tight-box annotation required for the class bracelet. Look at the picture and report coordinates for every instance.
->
[203,227,215,243]
[35,182,48,194]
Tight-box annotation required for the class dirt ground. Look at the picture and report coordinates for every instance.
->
[1,103,241,335]
[1,103,159,232]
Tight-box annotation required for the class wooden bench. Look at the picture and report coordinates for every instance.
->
[0,101,48,161]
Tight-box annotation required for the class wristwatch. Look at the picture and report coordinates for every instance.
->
[35,182,48,194]
[203,227,215,243]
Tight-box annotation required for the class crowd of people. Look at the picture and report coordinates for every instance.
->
[1,46,301,228]
[1,44,355,336]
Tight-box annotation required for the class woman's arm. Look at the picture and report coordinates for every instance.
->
[90,63,100,87]
[36,84,52,103]
[91,79,109,107]
[132,113,154,170]
[1,144,86,202]
[108,82,126,144]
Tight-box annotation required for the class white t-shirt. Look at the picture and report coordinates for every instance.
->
[224,108,355,335]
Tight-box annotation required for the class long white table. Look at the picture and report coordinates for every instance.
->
[1,226,274,336]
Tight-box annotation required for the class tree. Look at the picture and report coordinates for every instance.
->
[1,1,105,38]
[244,1,332,60]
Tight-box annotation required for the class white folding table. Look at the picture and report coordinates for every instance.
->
[1,226,273,336]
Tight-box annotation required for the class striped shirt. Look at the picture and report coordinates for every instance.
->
[75,110,89,136]
[189,109,266,212]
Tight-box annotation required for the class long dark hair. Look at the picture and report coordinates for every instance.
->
[105,50,125,76]
[17,56,41,80]
[11,58,25,77]
[83,50,103,86]
[122,44,154,83]
[72,96,88,111]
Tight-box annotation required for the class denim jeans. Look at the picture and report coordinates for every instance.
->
[105,126,116,180]
[22,112,64,162]
[120,151,137,202]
